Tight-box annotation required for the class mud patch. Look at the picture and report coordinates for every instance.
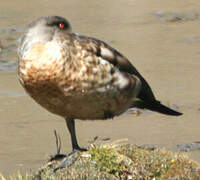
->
[154,11,200,22]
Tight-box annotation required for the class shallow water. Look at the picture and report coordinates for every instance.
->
[1,0,200,177]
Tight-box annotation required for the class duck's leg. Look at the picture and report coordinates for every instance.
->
[65,118,87,151]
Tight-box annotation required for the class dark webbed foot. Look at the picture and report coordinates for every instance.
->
[73,145,87,152]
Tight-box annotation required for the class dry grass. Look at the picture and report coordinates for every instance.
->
[1,140,200,180]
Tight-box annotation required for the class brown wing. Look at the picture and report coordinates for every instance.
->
[75,35,182,116]
[99,42,157,103]
[76,35,157,103]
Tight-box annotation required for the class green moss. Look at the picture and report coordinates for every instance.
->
[89,144,125,175]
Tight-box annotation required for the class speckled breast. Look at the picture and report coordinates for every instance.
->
[18,43,139,120]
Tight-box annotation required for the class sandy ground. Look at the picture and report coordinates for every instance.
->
[1,0,200,176]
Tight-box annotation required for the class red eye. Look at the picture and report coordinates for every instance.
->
[59,23,65,29]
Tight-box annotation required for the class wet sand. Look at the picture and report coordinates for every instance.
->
[1,0,200,176]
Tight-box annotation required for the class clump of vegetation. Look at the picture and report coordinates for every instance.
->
[89,144,126,176]
[1,140,200,180]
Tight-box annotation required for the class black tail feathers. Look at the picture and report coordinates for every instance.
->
[136,100,182,116]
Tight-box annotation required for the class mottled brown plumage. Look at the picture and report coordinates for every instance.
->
[18,16,182,151]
